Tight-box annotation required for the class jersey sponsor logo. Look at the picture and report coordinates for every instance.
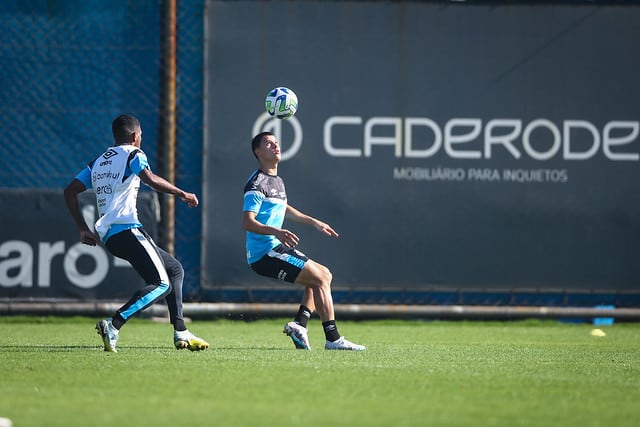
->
[95,184,113,195]
[102,148,118,160]
[92,170,120,181]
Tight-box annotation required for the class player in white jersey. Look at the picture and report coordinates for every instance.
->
[242,131,365,351]
[63,114,208,353]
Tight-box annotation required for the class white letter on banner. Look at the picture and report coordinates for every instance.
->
[444,118,482,159]
[484,119,522,159]
[603,121,639,161]
[563,120,600,160]
[0,240,33,287]
[324,116,362,157]
[38,241,65,288]
[404,117,442,158]
[364,117,403,157]
[64,242,109,289]
[522,119,561,160]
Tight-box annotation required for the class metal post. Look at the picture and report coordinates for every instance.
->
[158,0,177,254]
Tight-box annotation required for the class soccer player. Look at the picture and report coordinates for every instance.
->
[241,131,365,351]
[63,114,208,353]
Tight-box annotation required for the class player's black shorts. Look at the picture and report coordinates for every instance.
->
[250,244,309,283]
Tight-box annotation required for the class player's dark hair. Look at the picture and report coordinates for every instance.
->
[251,131,273,159]
[112,114,141,145]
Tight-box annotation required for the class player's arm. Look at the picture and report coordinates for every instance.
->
[63,177,99,246]
[241,210,300,247]
[285,205,339,238]
[137,166,198,208]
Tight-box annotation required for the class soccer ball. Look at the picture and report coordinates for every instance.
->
[265,87,298,119]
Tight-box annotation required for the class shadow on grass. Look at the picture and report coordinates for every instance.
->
[0,345,101,352]
[0,345,290,352]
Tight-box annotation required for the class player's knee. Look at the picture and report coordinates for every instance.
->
[322,267,333,286]
[170,264,184,284]
[165,260,184,282]
[315,266,332,289]
[301,261,332,289]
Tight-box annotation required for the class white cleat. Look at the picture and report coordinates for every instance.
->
[325,336,366,351]
[283,321,311,350]
[96,318,119,353]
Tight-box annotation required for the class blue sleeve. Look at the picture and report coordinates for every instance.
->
[243,190,264,213]
[129,151,150,175]
[74,167,92,189]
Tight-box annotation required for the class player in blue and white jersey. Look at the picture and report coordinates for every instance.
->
[63,114,208,353]
[242,131,365,351]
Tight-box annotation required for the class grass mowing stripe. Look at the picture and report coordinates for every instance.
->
[0,318,638,427]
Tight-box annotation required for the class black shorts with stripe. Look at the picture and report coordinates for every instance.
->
[250,244,309,283]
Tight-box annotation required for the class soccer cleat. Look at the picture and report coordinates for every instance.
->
[174,330,209,351]
[325,336,366,351]
[283,321,311,350]
[96,318,119,353]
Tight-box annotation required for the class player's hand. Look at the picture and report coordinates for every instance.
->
[181,192,199,208]
[314,220,339,238]
[276,229,300,247]
[80,229,98,246]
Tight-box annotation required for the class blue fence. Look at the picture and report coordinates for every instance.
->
[0,0,204,294]
[1,1,638,308]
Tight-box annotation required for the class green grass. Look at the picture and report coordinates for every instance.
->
[0,317,638,427]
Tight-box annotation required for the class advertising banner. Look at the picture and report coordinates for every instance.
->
[203,2,640,292]
[0,190,158,299]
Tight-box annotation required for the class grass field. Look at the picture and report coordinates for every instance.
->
[0,317,638,427]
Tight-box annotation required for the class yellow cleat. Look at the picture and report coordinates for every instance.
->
[174,330,209,351]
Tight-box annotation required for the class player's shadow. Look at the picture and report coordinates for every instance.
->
[0,345,98,352]
[0,344,293,352]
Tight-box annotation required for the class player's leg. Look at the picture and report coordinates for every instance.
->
[250,245,363,350]
[295,260,365,351]
[294,259,334,322]
[157,247,186,330]
[157,247,209,351]
[96,228,172,352]
[251,245,313,349]
[301,287,315,314]
[283,287,314,349]
[107,229,172,326]
[295,288,314,328]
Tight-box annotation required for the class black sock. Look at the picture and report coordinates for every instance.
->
[173,319,187,332]
[322,320,341,342]
[294,305,312,329]
[111,314,125,330]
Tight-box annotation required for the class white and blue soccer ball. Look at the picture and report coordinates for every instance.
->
[265,86,298,119]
